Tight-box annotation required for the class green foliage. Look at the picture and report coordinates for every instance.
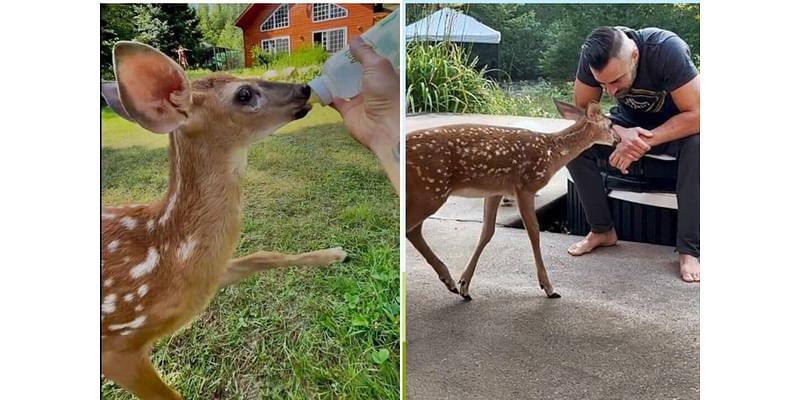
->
[406,41,498,114]
[406,41,551,117]
[252,45,329,69]
[450,3,700,81]
[465,4,545,81]
[197,4,247,50]
[132,4,169,48]
[537,18,586,82]
[101,4,205,74]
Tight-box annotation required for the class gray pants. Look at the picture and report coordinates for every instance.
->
[565,112,700,257]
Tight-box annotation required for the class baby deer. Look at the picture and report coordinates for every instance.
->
[101,42,346,399]
[406,100,619,300]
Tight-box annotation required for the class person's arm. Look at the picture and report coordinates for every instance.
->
[331,37,400,194]
[573,78,602,109]
[644,76,700,147]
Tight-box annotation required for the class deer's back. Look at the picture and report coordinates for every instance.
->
[406,124,555,198]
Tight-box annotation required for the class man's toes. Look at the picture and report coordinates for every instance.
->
[567,241,587,256]
[682,271,700,283]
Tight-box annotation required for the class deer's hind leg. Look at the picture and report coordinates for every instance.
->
[457,195,503,300]
[406,195,458,294]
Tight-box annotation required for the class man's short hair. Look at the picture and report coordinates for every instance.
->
[581,27,625,71]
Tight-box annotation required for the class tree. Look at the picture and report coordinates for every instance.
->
[466,4,545,81]
[133,4,168,49]
[157,4,204,66]
[101,4,136,79]
[197,4,247,50]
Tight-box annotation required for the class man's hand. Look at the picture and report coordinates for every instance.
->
[609,125,653,174]
[331,36,399,154]
[330,36,400,193]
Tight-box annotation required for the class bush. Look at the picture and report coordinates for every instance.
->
[406,40,554,117]
[252,45,328,69]
[406,41,498,114]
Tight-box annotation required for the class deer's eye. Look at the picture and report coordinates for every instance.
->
[236,86,253,104]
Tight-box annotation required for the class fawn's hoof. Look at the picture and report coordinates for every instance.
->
[325,247,348,264]
[442,278,459,294]
[458,279,472,301]
[541,284,561,299]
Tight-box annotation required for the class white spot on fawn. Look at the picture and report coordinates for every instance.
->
[102,212,116,220]
[102,294,117,314]
[159,193,177,226]
[146,219,155,232]
[177,236,197,263]
[130,248,159,278]
[137,284,149,298]
[121,216,137,230]
[108,240,119,253]
[108,315,146,331]
[135,305,144,312]
[103,278,113,288]
[123,293,135,303]
[119,330,133,336]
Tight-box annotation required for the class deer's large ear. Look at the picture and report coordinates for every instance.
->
[109,41,191,134]
[585,101,604,123]
[554,99,584,121]
[101,81,133,122]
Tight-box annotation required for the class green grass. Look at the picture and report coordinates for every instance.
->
[101,102,400,399]
[499,80,618,118]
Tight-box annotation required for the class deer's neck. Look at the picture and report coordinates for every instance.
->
[157,132,245,249]
[545,120,596,169]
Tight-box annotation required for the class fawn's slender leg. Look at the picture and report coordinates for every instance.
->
[406,196,457,293]
[457,195,503,300]
[407,223,458,294]
[103,348,182,400]
[515,190,561,298]
[219,248,347,288]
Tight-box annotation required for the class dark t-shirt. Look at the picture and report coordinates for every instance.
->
[577,27,698,128]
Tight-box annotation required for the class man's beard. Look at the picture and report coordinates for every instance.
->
[613,60,639,99]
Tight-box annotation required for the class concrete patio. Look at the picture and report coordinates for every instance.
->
[405,114,699,400]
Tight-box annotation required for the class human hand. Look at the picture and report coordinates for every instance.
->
[331,36,400,155]
[330,36,400,193]
[609,126,653,174]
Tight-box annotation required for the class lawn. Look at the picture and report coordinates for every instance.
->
[101,96,400,399]
[500,80,618,118]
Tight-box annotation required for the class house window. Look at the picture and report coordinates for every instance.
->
[260,4,289,31]
[312,4,347,22]
[261,37,290,54]
[313,28,347,54]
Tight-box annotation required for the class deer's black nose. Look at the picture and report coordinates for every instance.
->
[299,85,311,97]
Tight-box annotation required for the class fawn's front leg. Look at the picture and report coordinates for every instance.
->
[103,347,182,400]
[457,195,503,300]
[219,248,348,288]
[515,190,561,298]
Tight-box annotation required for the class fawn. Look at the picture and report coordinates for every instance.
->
[101,41,347,399]
[406,100,619,300]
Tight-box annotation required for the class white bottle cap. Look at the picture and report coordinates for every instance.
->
[308,77,333,106]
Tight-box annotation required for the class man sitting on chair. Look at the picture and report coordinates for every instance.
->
[566,26,700,282]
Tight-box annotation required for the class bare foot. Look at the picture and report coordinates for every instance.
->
[679,254,700,282]
[567,230,618,256]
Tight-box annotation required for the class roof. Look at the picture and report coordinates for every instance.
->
[234,3,384,28]
[405,8,501,44]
